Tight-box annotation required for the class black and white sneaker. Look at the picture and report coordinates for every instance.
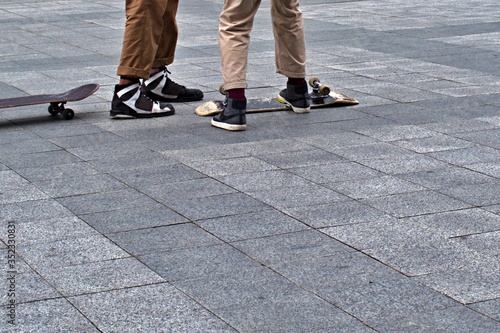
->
[277,82,311,113]
[211,97,247,131]
[143,67,204,102]
[110,83,175,119]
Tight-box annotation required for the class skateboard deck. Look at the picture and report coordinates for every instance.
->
[195,77,358,116]
[0,83,100,120]
[195,91,359,116]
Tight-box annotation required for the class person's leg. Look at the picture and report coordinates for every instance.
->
[271,0,310,113]
[153,0,179,68]
[142,0,204,102]
[219,0,261,91]
[117,0,168,80]
[111,0,175,118]
[270,0,306,79]
[212,0,261,131]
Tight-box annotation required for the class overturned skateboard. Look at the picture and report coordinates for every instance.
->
[0,83,100,120]
[195,77,358,116]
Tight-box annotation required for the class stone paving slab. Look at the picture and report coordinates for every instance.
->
[0,0,499,332]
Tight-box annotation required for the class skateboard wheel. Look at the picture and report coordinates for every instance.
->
[62,109,74,120]
[48,105,59,116]
[319,84,331,96]
[308,76,320,88]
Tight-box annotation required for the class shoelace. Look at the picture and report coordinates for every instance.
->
[161,67,187,90]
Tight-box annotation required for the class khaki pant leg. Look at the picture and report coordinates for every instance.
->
[153,0,179,68]
[270,0,306,78]
[117,0,169,79]
[219,0,261,91]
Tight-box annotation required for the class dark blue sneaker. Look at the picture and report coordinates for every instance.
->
[278,82,311,113]
[211,97,246,131]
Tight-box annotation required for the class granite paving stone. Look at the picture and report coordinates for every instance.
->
[111,164,206,190]
[254,148,345,169]
[397,165,495,190]
[469,298,500,322]
[364,240,490,277]
[286,199,396,228]
[1,216,98,246]
[437,181,500,206]
[322,278,458,326]
[108,223,222,256]
[87,150,179,174]
[41,257,165,297]
[0,149,82,169]
[452,231,500,257]
[0,269,60,306]
[174,266,319,310]
[212,296,374,333]
[187,156,279,177]
[33,173,128,198]
[427,145,500,165]
[327,174,426,199]
[68,284,237,333]
[420,118,497,135]
[142,177,237,202]
[377,306,500,333]
[0,199,74,223]
[320,217,442,252]
[81,202,188,234]
[466,161,500,178]
[6,299,99,332]
[56,188,158,215]
[216,169,315,192]
[18,234,129,271]
[0,138,61,156]
[329,142,413,162]
[232,230,353,266]
[247,183,347,210]
[0,184,49,205]
[164,192,271,221]
[361,190,472,218]
[404,208,500,239]
[289,161,382,184]
[197,209,310,243]
[139,243,261,282]
[14,161,100,182]
[392,134,475,154]
[413,262,500,304]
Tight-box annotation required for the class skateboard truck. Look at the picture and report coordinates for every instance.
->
[309,76,331,104]
[48,102,75,120]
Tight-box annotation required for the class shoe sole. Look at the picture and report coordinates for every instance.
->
[277,95,310,114]
[110,110,175,119]
[147,91,204,103]
[211,119,247,131]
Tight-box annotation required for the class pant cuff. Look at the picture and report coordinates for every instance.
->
[223,81,247,91]
[117,66,150,80]
[277,69,306,79]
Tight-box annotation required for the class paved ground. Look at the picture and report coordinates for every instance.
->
[0,0,499,332]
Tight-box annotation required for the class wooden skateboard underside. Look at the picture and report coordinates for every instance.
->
[195,91,359,117]
[0,84,100,109]
[0,83,100,120]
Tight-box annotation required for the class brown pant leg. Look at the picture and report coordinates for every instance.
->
[152,0,179,68]
[117,0,169,79]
